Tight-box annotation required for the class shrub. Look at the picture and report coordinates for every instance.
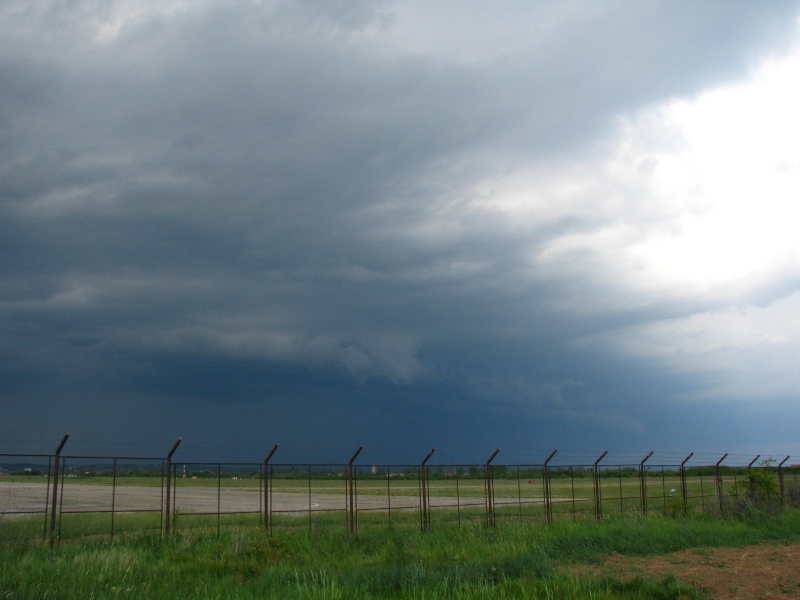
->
[739,460,780,502]
[728,459,783,517]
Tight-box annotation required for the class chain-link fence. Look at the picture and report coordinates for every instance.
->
[56,455,166,540]
[2,442,798,545]
[0,454,53,541]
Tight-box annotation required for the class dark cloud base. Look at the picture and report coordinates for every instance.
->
[2,1,799,462]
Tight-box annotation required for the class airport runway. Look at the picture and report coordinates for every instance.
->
[1,481,509,515]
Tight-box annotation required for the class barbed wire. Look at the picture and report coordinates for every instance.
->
[0,435,793,467]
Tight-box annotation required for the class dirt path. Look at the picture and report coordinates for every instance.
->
[570,543,800,599]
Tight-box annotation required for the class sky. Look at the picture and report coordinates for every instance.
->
[2,0,800,466]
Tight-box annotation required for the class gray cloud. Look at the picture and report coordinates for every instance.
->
[2,1,799,459]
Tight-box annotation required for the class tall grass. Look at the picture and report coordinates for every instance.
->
[3,509,800,599]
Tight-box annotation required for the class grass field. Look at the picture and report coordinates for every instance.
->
[3,507,800,599]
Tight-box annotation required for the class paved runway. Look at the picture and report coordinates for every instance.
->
[1,481,544,516]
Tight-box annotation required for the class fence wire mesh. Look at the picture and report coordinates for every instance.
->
[2,449,799,544]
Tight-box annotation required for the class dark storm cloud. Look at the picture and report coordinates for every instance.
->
[1,0,799,459]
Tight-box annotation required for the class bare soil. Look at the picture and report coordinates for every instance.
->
[570,543,800,599]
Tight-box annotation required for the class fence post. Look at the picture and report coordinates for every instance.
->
[263,444,279,535]
[778,456,790,500]
[48,433,70,548]
[164,437,182,536]
[111,458,118,540]
[593,451,607,521]
[484,448,500,527]
[639,451,653,516]
[715,453,728,511]
[419,448,436,531]
[680,453,693,512]
[747,455,760,471]
[347,446,363,533]
[743,455,761,502]
[542,449,557,524]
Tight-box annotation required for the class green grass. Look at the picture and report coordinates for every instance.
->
[3,509,800,599]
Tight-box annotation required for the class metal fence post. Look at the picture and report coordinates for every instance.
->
[680,453,693,512]
[216,463,222,538]
[111,458,118,539]
[263,444,279,535]
[593,451,608,521]
[43,455,53,541]
[734,454,763,498]
[715,453,728,511]
[347,446,363,533]
[48,433,70,548]
[164,437,182,536]
[307,464,312,530]
[386,465,393,527]
[542,449,557,525]
[778,456,790,499]
[484,448,500,527]
[419,448,436,531]
[639,451,653,515]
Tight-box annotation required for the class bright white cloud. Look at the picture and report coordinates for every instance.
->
[548,43,800,401]
[627,47,800,294]
[468,38,800,303]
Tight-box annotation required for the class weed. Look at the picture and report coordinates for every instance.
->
[2,509,800,598]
